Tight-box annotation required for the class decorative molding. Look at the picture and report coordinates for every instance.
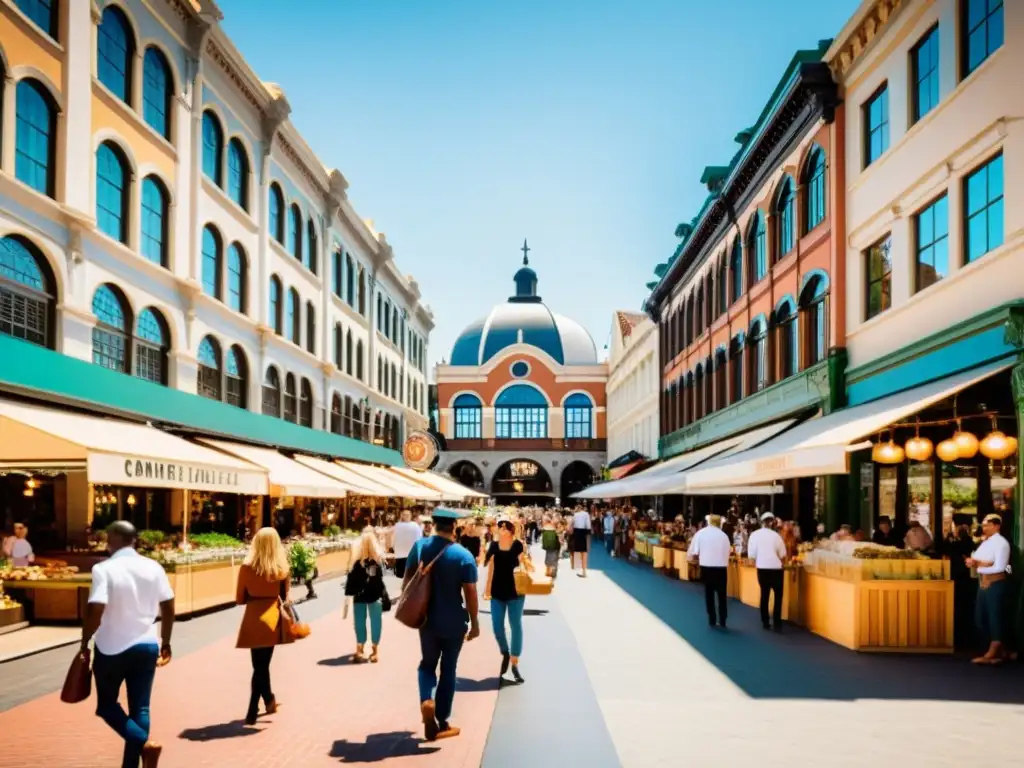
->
[829,0,904,79]
[276,131,328,197]
[163,0,194,23]
[205,37,263,114]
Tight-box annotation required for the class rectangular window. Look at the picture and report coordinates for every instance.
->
[964,153,1004,263]
[454,407,481,439]
[911,26,940,123]
[914,195,949,292]
[863,84,889,167]
[962,0,1003,78]
[865,235,892,320]
[495,407,548,439]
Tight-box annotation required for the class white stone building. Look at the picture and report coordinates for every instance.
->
[606,311,659,464]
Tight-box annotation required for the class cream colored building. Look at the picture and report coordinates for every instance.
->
[606,311,659,462]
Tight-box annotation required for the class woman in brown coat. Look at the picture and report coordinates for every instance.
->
[236,527,293,725]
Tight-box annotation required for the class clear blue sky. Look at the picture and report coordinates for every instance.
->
[218,0,859,371]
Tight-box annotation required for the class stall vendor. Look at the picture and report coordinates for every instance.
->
[967,514,1011,665]
[2,523,35,567]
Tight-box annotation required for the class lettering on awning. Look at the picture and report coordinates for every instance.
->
[755,456,789,475]
[122,458,240,489]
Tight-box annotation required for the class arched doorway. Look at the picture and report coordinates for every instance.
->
[561,461,596,500]
[491,459,553,506]
[448,460,484,491]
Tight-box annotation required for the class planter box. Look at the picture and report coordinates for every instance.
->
[2,580,91,622]
[651,545,670,570]
[167,559,241,616]
[737,563,802,623]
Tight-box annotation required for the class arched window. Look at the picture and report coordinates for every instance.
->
[803,146,827,233]
[399,372,405,403]
[140,176,168,267]
[774,298,798,379]
[333,323,343,368]
[332,250,343,297]
[269,183,284,243]
[142,47,171,139]
[695,286,704,337]
[453,393,482,439]
[227,138,249,211]
[262,366,281,417]
[346,255,356,305]
[97,6,133,103]
[283,373,297,423]
[694,365,705,421]
[748,317,769,393]
[714,347,727,412]
[345,329,354,375]
[91,284,131,373]
[305,300,316,354]
[196,335,221,400]
[729,333,745,405]
[227,243,246,313]
[299,378,313,427]
[392,308,399,343]
[96,141,129,243]
[269,275,282,334]
[288,204,302,260]
[748,211,767,284]
[225,345,247,408]
[343,395,356,437]
[16,0,58,38]
[376,356,383,392]
[800,273,830,367]
[358,269,366,315]
[135,307,168,385]
[201,225,222,299]
[717,256,728,318]
[330,393,342,434]
[356,339,364,380]
[775,177,795,258]
[729,238,742,303]
[286,287,299,345]
[495,385,547,439]
[306,218,317,274]
[15,79,56,197]
[390,363,397,398]
[376,294,383,330]
[201,111,223,185]
[564,393,593,439]
[0,235,55,348]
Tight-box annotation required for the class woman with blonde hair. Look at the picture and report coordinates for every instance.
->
[344,526,388,662]
[236,527,293,725]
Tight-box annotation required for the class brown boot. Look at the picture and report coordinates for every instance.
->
[436,722,461,740]
[266,696,280,715]
[420,700,439,742]
[353,643,367,663]
[141,741,162,768]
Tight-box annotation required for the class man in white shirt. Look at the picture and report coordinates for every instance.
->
[688,515,732,627]
[392,510,423,579]
[80,521,175,768]
[602,510,616,557]
[747,512,788,631]
[2,523,34,566]
[571,507,591,577]
[967,513,1012,665]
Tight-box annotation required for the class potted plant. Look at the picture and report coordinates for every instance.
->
[289,541,318,600]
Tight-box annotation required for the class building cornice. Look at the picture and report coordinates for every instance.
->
[825,0,906,81]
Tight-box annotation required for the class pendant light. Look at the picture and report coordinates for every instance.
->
[936,438,960,463]
[872,432,905,464]
[952,419,979,459]
[980,416,1019,460]
[904,419,933,461]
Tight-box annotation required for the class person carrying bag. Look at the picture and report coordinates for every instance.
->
[345,527,389,662]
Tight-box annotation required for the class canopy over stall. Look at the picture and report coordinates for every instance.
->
[684,361,1012,489]
[390,467,488,500]
[338,462,443,501]
[197,439,354,498]
[292,455,402,497]
[0,399,267,494]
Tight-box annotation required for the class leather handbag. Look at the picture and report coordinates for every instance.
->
[279,579,311,640]
[60,648,92,704]
[394,542,451,629]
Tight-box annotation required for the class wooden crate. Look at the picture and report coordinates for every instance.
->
[737,563,802,623]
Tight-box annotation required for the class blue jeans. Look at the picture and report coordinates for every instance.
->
[418,630,464,725]
[354,600,383,645]
[605,535,614,554]
[490,596,525,657]
[976,579,1008,644]
[94,643,159,768]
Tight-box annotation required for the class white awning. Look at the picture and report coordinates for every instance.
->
[338,462,443,501]
[0,399,267,494]
[684,361,1012,489]
[197,439,352,498]
[292,455,396,497]
[390,467,489,500]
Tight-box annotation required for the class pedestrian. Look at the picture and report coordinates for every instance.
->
[2,522,34,566]
[747,512,787,631]
[403,507,480,742]
[602,508,616,556]
[571,506,591,577]
[459,518,483,565]
[688,515,732,628]
[484,517,527,684]
[967,513,1011,665]
[235,527,293,726]
[345,526,388,663]
[80,521,174,768]
[392,510,422,579]
[540,516,561,578]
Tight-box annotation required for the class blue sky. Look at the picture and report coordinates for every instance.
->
[218,0,859,371]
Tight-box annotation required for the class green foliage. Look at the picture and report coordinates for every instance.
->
[324,524,343,538]
[189,532,244,549]
[942,481,979,510]
[137,530,166,550]
[289,541,317,582]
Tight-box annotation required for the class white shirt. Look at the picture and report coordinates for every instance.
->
[688,526,732,567]
[973,533,1011,576]
[747,527,786,569]
[603,515,615,535]
[573,510,591,530]
[89,548,174,656]
[392,520,422,559]
[4,537,34,567]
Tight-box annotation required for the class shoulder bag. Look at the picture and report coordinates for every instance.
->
[60,648,91,704]
[394,541,451,629]
[279,578,310,641]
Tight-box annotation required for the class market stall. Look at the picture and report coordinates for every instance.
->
[737,562,803,623]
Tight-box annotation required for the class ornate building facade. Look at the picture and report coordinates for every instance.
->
[606,311,659,466]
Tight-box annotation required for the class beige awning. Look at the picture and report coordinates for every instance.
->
[390,467,488,500]
[197,439,352,498]
[684,361,1013,489]
[0,399,267,494]
[292,455,400,498]
[338,461,443,501]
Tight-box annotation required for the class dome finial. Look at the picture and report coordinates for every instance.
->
[521,238,530,265]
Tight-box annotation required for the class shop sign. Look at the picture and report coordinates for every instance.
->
[88,453,267,495]
[402,431,438,471]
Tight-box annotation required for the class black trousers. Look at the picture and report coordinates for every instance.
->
[394,557,407,579]
[757,568,784,627]
[702,566,728,625]
[248,647,275,716]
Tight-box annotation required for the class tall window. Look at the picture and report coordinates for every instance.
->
[227,243,246,313]
[142,48,171,139]
[730,335,744,405]
[331,394,343,434]
[96,142,129,243]
[962,0,1003,78]
[748,212,767,284]
[714,348,727,411]
[749,318,769,393]
[356,339,364,380]
[453,393,482,439]
[15,80,56,197]
[376,356,383,393]
[287,288,300,345]
[299,378,313,427]
[0,235,54,348]
[774,299,798,379]
[346,255,355,304]
[92,284,130,373]
[269,275,282,334]
[140,177,168,267]
[800,274,830,366]
[345,329,353,374]
[865,235,892,320]
[225,346,247,408]
[288,205,302,260]
[134,308,168,385]
[262,366,281,417]
[201,225,222,299]
[729,238,742,303]
[915,195,949,292]
[284,373,297,423]
[201,111,223,185]
[911,26,940,123]
[775,178,795,258]
[227,139,249,211]
[332,250,343,297]
[495,385,548,439]
[97,6,133,103]
[717,257,727,317]
[333,323,343,367]
[803,146,826,232]
[305,301,316,355]
[564,393,593,439]
[306,219,317,274]
[16,0,58,39]
[863,84,889,167]
[269,183,284,243]
[358,270,366,315]
[197,336,221,400]
[964,153,1004,264]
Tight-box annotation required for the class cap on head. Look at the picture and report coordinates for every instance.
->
[983,513,1002,526]
[760,512,775,523]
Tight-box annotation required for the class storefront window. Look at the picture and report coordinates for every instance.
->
[878,466,898,523]
[989,460,1016,527]
[907,461,933,530]
[941,462,979,538]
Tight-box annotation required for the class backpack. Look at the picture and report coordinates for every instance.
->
[541,529,560,551]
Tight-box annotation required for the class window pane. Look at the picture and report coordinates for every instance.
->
[97,8,131,102]
[964,154,1004,263]
[16,0,56,38]
[15,81,53,196]
[864,86,889,166]
[202,227,220,298]
[141,178,167,266]
[228,141,247,209]
[142,49,170,139]
[227,244,244,312]
[202,113,222,184]
[96,144,127,242]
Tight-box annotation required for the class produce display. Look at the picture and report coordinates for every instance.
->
[0,563,81,581]
[852,545,927,560]
[804,541,948,581]
[0,588,22,611]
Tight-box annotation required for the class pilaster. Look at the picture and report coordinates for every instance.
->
[61,0,95,214]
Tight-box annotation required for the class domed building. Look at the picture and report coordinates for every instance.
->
[435,245,607,504]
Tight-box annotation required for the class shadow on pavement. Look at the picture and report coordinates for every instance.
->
[317,655,361,667]
[179,719,261,741]
[592,547,1024,704]
[328,731,440,762]
[455,676,500,692]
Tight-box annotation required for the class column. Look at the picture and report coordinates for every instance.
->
[60,0,96,215]
[188,64,206,284]
[0,74,14,173]
[319,213,332,366]
[172,85,194,280]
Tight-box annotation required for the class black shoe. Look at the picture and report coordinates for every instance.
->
[511,664,524,684]
[500,652,510,676]
[762,623,772,631]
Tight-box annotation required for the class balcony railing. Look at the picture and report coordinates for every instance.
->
[446,438,606,452]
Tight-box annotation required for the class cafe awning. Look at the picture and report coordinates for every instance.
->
[338,462,443,501]
[0,399,267,494]
[292,455,396,497]
[684,361,1013,489]
[196,439,353,498]
[389,467,489,500]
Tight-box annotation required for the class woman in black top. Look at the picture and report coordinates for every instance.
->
[344,528,389,663]
[484,518,526,683]
[459,519,483,563]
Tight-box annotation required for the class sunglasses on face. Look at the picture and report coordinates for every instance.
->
[497,522,514,532]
